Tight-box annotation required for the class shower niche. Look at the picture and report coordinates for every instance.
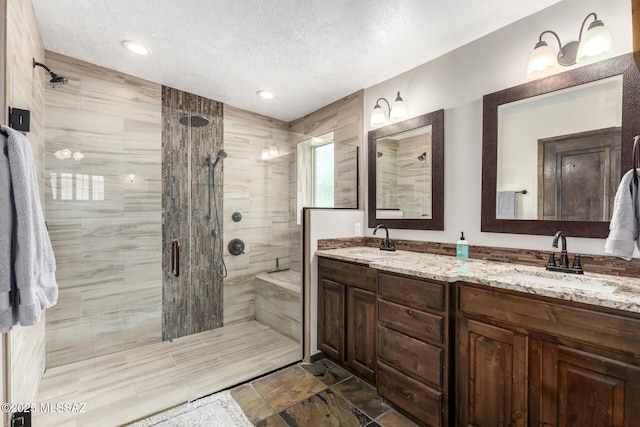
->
[161,87,224,340]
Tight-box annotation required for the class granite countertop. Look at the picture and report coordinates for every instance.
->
[316,246,640,314]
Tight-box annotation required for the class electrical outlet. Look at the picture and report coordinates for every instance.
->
[355,223,361,236]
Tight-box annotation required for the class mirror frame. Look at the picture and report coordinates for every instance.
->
[481,54,640,238]
[368,109,444,230]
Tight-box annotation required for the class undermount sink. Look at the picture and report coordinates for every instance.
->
[502,271,617,294]
[350,249,398,259]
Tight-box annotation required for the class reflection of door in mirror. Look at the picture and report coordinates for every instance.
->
[375,126,432,219]
[496,75,622,221]
[538,128,620,221]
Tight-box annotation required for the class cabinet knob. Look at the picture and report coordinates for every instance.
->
[407,309,413,316]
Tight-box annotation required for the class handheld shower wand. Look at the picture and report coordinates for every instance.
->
[206,149,228,279]
[211,150,227,168]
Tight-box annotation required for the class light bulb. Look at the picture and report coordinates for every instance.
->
[261,148,270,160]
[269,145,279,157]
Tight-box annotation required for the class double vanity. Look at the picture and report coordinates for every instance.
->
[316,246,640,427]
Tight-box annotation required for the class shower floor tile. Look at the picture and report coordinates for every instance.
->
[32,320,300,427]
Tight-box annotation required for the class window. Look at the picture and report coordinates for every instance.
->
[312,142,334,207]
[296,132,335,224]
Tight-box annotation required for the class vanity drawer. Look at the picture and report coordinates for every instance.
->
[378,299,444,344]
[378,361,442,427]
[378,272,444,312]
[378,325,443,388]
[318,257,377,291]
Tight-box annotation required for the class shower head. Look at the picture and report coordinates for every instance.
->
[211,150,227,167]
[33,58,68,88]
[377,152,383,158]
[179,113,210,127]
[417,152,427,162]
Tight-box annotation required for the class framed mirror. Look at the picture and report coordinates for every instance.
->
[481,53,640,237]
[368,109,444,230]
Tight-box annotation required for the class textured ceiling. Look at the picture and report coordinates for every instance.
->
[31,0,563,122]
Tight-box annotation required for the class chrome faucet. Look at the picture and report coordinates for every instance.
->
[373,224,396,252]
[546,230,591,274]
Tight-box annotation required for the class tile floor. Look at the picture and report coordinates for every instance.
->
[32,321,300,427]
[230,359,418,427]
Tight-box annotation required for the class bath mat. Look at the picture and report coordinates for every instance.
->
[129,390,253,427]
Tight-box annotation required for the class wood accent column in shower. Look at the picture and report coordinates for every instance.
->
[161,86,224,340]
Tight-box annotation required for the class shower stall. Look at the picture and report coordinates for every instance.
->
[28,53,303,426]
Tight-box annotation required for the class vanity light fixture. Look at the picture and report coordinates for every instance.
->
[257,90,275,99]
[370,91,407,127]
[526,12,613,79]
[122,40,150,56]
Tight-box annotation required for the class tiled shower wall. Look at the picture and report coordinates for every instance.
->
[222,105,293,325]
[43,52,163,368]
[161,87,224,339]
[5,0,46,405]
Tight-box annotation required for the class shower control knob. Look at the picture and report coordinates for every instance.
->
[232,212,242,222]
[228,238,245,256]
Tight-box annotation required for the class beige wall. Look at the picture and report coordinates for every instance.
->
[43,52,163,367]
[5,0,46,406]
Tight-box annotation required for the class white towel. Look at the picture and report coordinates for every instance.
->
[1,125,58,329]
[0,130,15,331]
[604,169,640,261]
[496,191,516,219]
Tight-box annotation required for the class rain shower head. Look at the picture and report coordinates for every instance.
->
[179,113,210,127]
[33,58,68,88]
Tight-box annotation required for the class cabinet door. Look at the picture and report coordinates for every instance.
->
[347,286,376,382]
[318,278,345,362]
[458,318,527,427]
[541,343,640,427]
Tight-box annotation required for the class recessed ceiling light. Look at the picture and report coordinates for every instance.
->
[122,40,150,55]
[257,90,275,99]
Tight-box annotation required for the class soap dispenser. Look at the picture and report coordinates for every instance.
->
[456,232,469,259]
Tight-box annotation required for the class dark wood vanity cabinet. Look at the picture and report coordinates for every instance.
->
[376,272,454,427]
[458,283,640,427]
[317,257,378,382]
[458,317,528,427]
